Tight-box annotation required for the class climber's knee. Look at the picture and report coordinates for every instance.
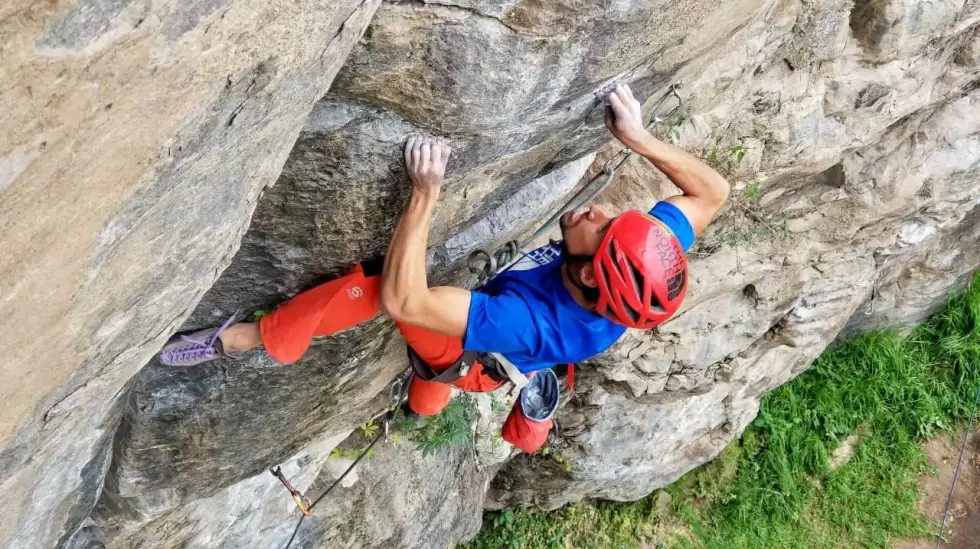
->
[407,376,452,416]
[258,315,305,364]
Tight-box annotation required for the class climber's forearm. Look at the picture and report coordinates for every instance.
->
[630,132,730,235]
[382,189,438,316]
[630,133,730,205]
[380,188,470,337]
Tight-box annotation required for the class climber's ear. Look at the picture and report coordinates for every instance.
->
[577,262,598,288]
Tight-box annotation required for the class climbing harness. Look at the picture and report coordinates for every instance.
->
[276,368,412,549]
[934,382,980,549]
[466,83,684,284]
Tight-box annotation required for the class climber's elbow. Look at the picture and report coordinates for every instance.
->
[710,174,731,207]
[380,287,469,338]
[379,288,406,322]
[380,288,421,324]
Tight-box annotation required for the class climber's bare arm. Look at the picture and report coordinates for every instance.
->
[380,136,471,338]
[604,84,730,236]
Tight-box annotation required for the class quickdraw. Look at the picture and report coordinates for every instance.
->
[384,372,409,441]
[466,83,684,282]
[270,466,313,516]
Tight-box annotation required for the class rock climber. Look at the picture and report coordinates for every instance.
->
[158,84,730,452]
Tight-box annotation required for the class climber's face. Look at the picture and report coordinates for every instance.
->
[559,203,614,261]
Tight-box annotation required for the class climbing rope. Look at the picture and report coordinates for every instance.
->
[934,382,980,549]
[277,369,411,549]
[466,83,684,285]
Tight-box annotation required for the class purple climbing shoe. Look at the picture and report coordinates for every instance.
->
[158,316,243,367]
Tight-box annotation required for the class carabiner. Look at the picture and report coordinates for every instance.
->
[290,493,314,517]
[384,372,412,441]
[388,377,405,410]
[648,83,683,126]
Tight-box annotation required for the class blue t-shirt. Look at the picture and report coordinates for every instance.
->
[464,201,695,372]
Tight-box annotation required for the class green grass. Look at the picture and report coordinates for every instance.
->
[466,273,980,549]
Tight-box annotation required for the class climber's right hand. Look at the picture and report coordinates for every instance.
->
[405,135,451,196]
[604,83,649,148]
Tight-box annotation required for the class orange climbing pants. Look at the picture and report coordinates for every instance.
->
[257,264,503,416]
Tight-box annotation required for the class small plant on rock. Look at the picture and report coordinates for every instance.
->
[539,444,582,476]
[684,123,793,263]
[329,420,381,460]
[411,396,477,457]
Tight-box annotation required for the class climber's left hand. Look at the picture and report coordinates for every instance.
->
[604,83,649,148]
[405,136,451,196]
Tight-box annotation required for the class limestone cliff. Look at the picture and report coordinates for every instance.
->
[0,0,977,548]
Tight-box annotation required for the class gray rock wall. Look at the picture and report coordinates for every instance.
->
[1,0,978,547]
[491,0,980,508]
[0,1,380,547]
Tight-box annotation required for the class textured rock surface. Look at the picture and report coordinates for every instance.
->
[0,0,380,547]
[2,0,979,547]
[491,0,980,507]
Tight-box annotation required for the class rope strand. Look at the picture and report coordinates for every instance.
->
[934,382,980,549]
[279,371,410,549]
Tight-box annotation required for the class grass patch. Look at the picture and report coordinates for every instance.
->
[466,273,980,548]
[467,495,673,549]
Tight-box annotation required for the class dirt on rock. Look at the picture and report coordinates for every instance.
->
[896,429,980,549]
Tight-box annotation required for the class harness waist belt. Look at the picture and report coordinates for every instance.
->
[405,345,528,388]
[406,346,484,383]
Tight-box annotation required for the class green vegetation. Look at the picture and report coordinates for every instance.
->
[250,308,273,321]
[412,396,476,457]
[538,445,584,476]
[466,274,980,549]
[390,396,477,457]
[332,396,478,462]
[329,420,382,460]
[673,118,792,261]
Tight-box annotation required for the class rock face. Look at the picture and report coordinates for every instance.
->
[0,1,380,547]
[2,0,978,547]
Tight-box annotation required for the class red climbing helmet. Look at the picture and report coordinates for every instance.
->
[592,209,688,329]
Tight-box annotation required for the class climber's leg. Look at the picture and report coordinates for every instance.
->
[220,322,262,352]
[159,260,383,366]
[399,323,458,416]
[399,323,505,416]
[160,263,382,366]
[259,263,382,363]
